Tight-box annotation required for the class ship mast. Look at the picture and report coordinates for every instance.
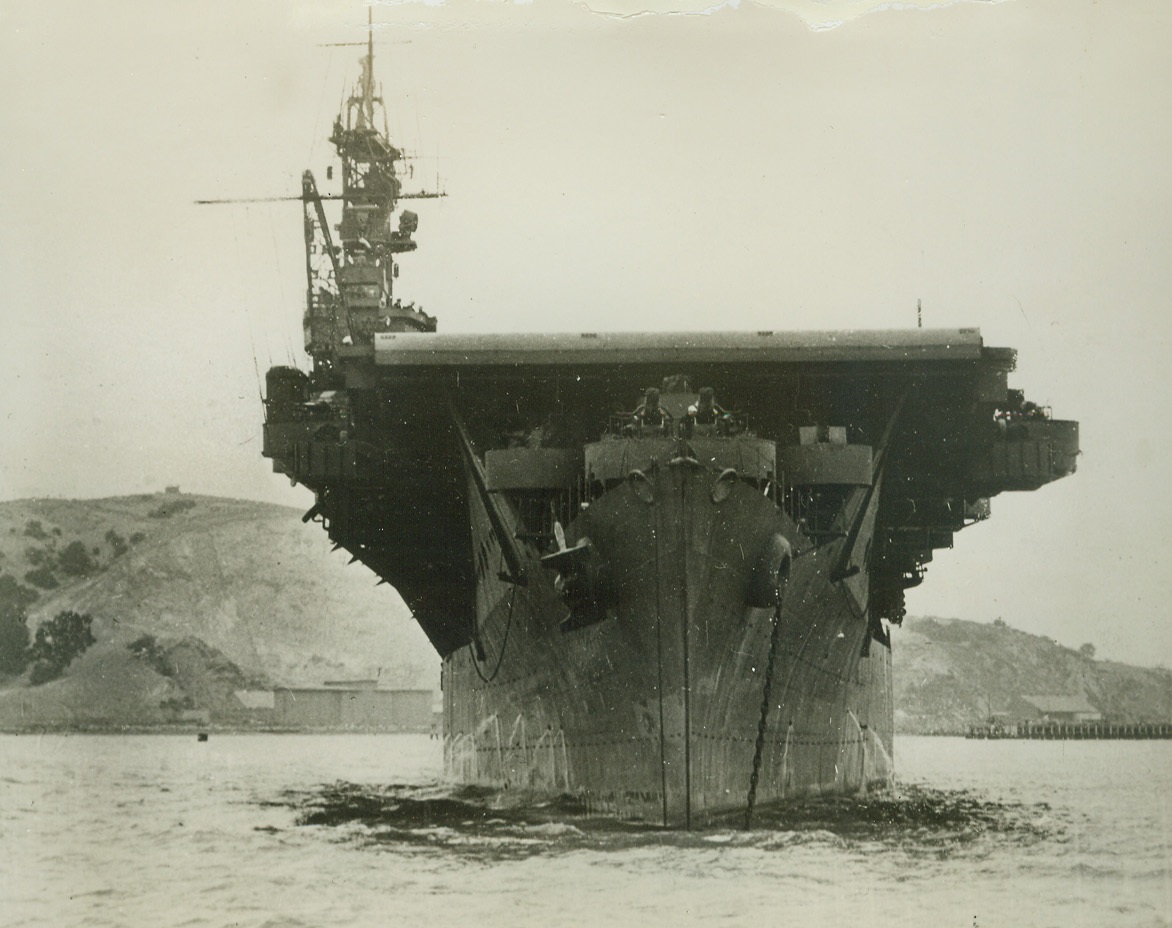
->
[359,10,376,131]
[302,10,439,367]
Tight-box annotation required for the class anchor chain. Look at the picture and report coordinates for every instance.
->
[744,587,784,830]
[470,586,518,684]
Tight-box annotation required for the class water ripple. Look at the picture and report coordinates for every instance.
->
[280,780,1066,861]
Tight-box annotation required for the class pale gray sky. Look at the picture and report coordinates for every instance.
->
[2,0,1170,666]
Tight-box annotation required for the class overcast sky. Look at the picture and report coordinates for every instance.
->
[2,0,1169,666]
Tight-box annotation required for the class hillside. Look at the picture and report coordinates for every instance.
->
[0,634,270,730]
[5,494,1167,736]
[893,616,1172,734]
[0,493,439,729]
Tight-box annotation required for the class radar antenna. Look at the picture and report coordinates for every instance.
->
[197,8,443,369]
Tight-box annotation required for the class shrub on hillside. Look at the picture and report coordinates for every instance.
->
[0,614,30,675]
[128,634,174,677]
[0,575,39,609]
[26,610,96,685]
[128,633,161,658]
[0,576,35,675]
[24,567,59,590]
[28,661,61,686]
[105,529,129,558]
[130,531,146,545]
[57,541,97,577]
[23,520,48,541]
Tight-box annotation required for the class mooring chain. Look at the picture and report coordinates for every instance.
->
[744,587,784,830]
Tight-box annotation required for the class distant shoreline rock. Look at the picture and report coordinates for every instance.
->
[0,494,439,731]
[893,616,1172,735]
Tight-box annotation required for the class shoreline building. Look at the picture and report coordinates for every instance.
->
[271,682,433,731]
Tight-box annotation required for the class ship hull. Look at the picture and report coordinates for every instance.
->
[254,29,1077,828]
[443,461,893,826]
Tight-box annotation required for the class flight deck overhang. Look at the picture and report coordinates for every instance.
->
[369,328,1010,368]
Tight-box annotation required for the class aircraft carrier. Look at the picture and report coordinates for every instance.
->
[258,32,1078,826]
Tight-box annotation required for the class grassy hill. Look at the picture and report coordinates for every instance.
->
[0,634,268,730]
[0,493,439,730]
[893,616,1172,734]
[5,494,1166,736]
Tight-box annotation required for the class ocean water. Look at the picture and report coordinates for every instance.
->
[2,733,1169,928]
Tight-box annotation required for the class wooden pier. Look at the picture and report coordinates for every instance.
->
[966,721,1172,740]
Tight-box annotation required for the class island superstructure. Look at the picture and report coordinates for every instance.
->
[259,35,1078,826]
